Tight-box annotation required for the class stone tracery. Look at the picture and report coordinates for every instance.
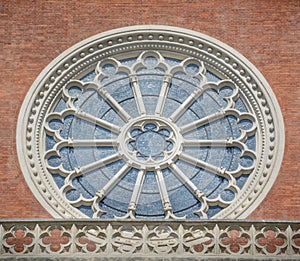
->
[44,51,257,219]
[17,26,284,220]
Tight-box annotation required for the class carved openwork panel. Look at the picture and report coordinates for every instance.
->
[1,220,299,257]
[17,26,284,219]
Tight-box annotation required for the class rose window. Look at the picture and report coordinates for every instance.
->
[17,26,284,219]
[43,50,257,219]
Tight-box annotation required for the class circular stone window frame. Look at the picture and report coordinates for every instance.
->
[17,25,285,219]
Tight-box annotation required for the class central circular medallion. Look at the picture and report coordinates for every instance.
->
[135,127,165,158]
[119,116,182,170]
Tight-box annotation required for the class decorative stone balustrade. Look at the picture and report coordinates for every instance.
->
[1,219,299,259]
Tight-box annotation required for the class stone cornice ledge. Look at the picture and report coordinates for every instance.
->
[1,219,299,259]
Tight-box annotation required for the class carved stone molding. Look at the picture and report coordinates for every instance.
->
[1,220,299,258]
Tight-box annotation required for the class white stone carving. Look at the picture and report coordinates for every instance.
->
[17,26,284,220]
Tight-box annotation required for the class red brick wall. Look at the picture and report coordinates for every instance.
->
[0,0,299,219]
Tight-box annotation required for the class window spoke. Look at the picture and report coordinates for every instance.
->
[179,153,240,194]
[169,163,205,201]
[116,170,146,219]
[155,168,185,219]
[180,152,226,177]
[170,86,204,122]
[96,164,131,201]
[180,109,227,134]
[68,138,118,147]
[155,74,172,116]
[130,75,146,115]
[75,153,121,177]
[97,88,132,123]
[75,108,121,134]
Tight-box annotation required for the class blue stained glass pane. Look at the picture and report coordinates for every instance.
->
[99,206,125,219]
[167,80,194,102]
[119,98,139,118]
[59,115,74,139]
[136,197,164,218]
[162,98,182,118]
[120,57,137,67]
[206,179,228,200]
[94,125,117,139]
[206,70,221,82]
[194,170,220,193]
[139,75,164,115]
[238,118,254,131]
[245,135,256,151]
[118,168,137,186]
[47,156,61,168]
[236,174,249,189]
[169,185,198,213]
[73,147,97,167]
[54,98,67,112]
[79,169,107,193]
[240,155,254,168]
[221,189,235,201]
[186,63,200,75]
[66,178,93,201]
[165,57,181,67]
[142,96,158,115]
[100,160,126,180]
[207,205,223,218]
[173,72,200,86]
[81,71,95,82]
[105,78,132,100]
[68,86,82,98]
[183,125,208,140]
[104,188,132,214]
[48,119,63,131]
[182,147,208,162]
[162,168,181,189]
[226,115,243,139]
[174,161,201,180]
[52,174,64,189]
[139,76,163,96]
[45,135,56,151]
[227,147,242,172]
[78,176,96,196]
[235,98,248,112]
[94,147,117,160]
[78,205,94,218]
[142,171,158,192]
[59,147,73,171]
[143,56,159,68]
